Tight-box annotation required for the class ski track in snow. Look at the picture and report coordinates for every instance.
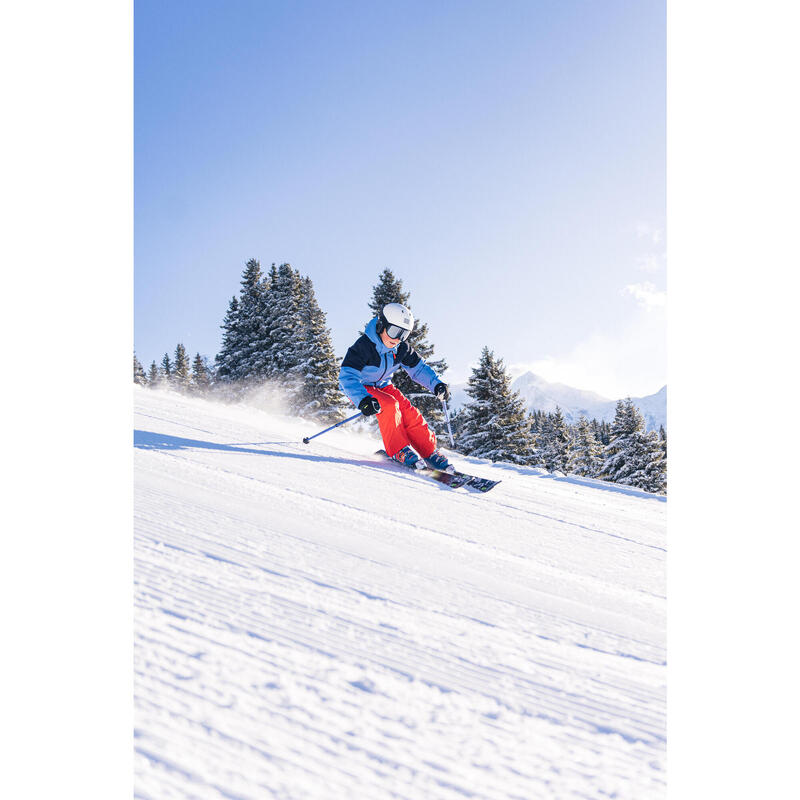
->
[134,388,666,800]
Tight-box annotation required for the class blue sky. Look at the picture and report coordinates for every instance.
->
[135,0,665,398]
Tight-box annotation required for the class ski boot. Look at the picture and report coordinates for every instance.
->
[391,446,423,469]
[424,448,454,473]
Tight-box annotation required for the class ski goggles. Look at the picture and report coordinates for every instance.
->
[384,324,411,341]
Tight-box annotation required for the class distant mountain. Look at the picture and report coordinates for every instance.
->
[510,373,610,421]
[449,372,666,432]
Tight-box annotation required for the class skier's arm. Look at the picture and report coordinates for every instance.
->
[399,345,440,393]
[338,343,371,407]
[339,366,369,406]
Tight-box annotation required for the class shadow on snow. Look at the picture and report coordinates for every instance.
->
[134,429,381,469]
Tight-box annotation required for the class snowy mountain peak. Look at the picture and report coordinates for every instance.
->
[510,373,666,431]
[511,372,611,409]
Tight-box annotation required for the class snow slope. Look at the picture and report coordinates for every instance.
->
[134,386,666,799]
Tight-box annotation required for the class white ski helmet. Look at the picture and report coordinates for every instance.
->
[377,302,414,341]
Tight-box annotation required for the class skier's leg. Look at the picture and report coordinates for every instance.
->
[366,386,412,457]
[382,385,437,458]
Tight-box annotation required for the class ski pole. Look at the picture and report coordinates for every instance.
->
[442,399,455,447]
[302,411,362,444]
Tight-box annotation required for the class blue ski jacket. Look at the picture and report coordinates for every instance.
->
[338,317,442,407]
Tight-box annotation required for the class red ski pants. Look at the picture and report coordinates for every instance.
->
[365,384,437,459]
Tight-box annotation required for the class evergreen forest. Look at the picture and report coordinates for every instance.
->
[135,259,667,494]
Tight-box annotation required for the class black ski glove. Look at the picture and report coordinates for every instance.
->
[433,382,451,402]
[359,396,381,416]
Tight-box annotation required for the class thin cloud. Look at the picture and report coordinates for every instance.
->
[623,282,666,310]
[508,307,666,399]
[636,254,663,273]
[635,222,663,245]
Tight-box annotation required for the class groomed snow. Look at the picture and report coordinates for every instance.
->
[134,386,666,799]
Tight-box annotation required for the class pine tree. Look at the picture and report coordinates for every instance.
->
[539,407,571,473]
[529,409,545,438]
[191,353,212,393]
[457,347,535,464]
[215,296,241,382]
[265,263,305,381]
[293,275,348,419]
[367,269,447,428]
[640,431,667,494]
[160,353,172,384]
[601,399,634,483]
[447,405,467,442]
[592,419,611,446]
[567,415,602,477]
[148,361,159,386]
[249,263,278,379]
[600,398,665,491]
[232,258,267,381]
[214,259,284,387]
[213,260,347,416]
[173,343,191,390]
[533,413,549,467]
[134,352,147,385]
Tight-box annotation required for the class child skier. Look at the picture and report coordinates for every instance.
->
[339,303,453,471]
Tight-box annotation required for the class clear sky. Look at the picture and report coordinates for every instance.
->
[135,0,665,399]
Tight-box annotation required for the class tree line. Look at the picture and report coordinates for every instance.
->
[135,261,666,494]
[450,346,666,494]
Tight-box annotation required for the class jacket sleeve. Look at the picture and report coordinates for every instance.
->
[339,366,369,407]
[338,343,370,406]
[399,345,441,393]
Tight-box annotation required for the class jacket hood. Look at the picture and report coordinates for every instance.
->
[364,317,397,354]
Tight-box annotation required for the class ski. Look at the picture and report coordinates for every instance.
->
[459,474,502,493]
[374,451,501,493]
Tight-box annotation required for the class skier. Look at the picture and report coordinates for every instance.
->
[339,303,453,471]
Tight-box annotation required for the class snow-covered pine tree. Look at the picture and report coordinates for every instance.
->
[134,352,147,385]
[160,353,172,385]
[532,412,551,467]
[367,269,447,427]
[446,404,467,442]
[457,346,535,464]
[640,431,667,494]
[525,410,544,466]
[590,418,602,446]
[249,263,278,379]
[263,263,304,384]
[567,415,602,477]
[231,258,267,381]
[528,409,545,438]
[147,361,159,386]
[192,352,212,393]
[293,275,348,420]
[600,398,664,492]
[538,407,570,473]
[173,343,191,391]
[214,296,241,382]
[601,399,634,483]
